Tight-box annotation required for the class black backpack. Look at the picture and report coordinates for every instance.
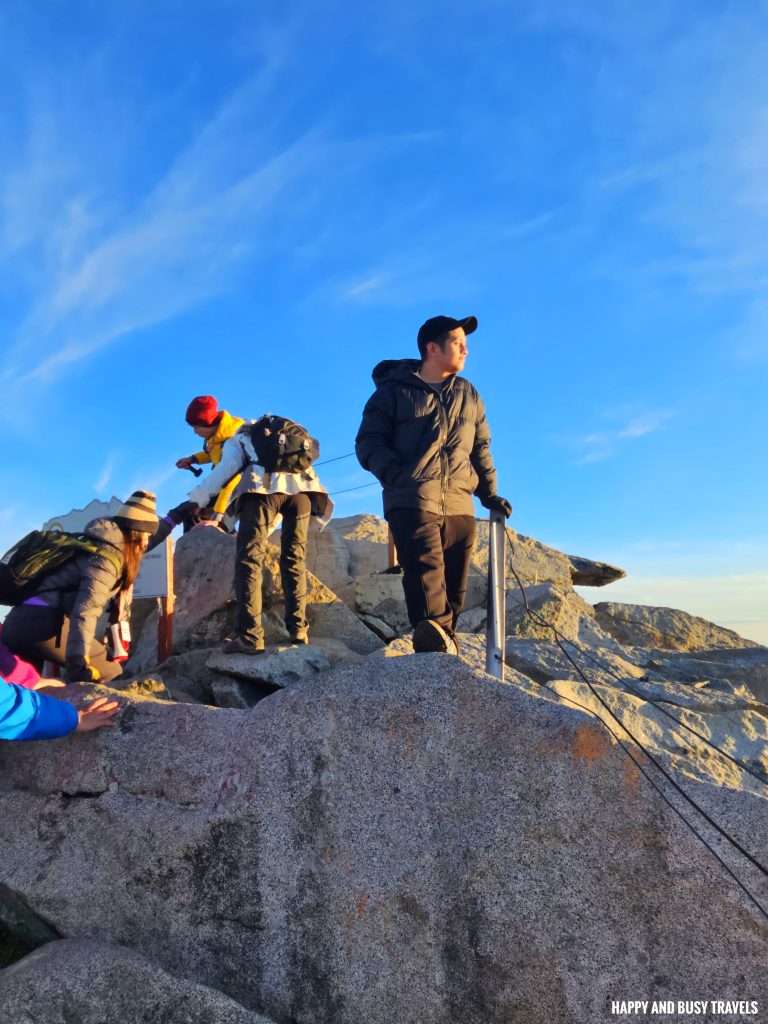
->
[246,415,319,474]
[0,530,123,607]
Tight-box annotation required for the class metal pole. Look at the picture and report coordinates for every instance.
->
[485,510,506,681]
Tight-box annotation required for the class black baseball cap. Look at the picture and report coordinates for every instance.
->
[417,315,478,346]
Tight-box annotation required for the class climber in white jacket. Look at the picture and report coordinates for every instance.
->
[188,421,333,655]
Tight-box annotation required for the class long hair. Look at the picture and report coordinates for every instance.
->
[121,528,148,589]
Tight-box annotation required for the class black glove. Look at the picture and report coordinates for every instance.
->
[167,500,200,525]
[481,494,512,518]
[65,659,101,683]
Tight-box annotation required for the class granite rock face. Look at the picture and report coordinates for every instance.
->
[0,657,765,1024]
[503,637,651,687]
[506,582,618,647]
[566,554,626,587]
[128,526,383,677]
[0,938,273,1024]
[593,601,762,652]
[208,643,331,686]
[300,513,390,605]
[127,517,630,675]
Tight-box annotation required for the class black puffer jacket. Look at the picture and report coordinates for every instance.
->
[355,359,497,516]
[33,518,125,668]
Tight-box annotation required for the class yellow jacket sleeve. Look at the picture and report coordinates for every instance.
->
[192,411,245,511]
[212,473,242,515]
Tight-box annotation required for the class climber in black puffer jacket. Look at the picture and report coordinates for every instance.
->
[355,314,512,655]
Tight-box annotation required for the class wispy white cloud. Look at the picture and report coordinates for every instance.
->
[345,275,388,299]
[3,124,320,391]
[0,53,435,410]
[94,453,117,494]
[564,409,673,464]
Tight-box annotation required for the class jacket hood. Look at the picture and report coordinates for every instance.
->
[371,359,422,386]
[84,517,125,550]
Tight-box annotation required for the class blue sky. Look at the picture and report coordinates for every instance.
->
[1,0,766,641]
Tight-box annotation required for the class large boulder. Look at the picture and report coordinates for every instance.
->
[0,938,272,1023]
[299,514,390,605]
[471,523,571,584]
[129,527,382,674]
[172,527,238,643]
[504,637,652,687]
[621,645,768,703]
[303,515,626,598]
[354,572,411,633]
[594,601,763,652]
[0,658,764,1023]
[506,582,618,647]
[208,644,331,685]
[567,554,625,587]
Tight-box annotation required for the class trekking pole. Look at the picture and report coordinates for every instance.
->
[485,509,506,681]
[182,464,203,478]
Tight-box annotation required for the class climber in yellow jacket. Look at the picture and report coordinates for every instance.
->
[176,396,245,527]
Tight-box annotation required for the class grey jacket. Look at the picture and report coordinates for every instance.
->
[355,359,498,517]
[33,518,125,666]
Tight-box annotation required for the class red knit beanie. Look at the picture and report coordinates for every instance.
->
[185,395,219,427]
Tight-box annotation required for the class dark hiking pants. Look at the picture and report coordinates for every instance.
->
[235,492,311,645]
[2,603,122,682]
[386,510,476,632]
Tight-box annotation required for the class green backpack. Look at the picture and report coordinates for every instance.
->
[0,530,123,607]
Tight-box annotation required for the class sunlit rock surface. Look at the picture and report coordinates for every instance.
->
[0,656,766,1023]
[3,520,766,1022]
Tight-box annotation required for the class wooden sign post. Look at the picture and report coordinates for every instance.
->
[133,535,174,664]
[157,537,174,663]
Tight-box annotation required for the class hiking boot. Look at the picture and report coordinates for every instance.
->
[289,631,309,645]
[412,619,452,654]
[222,636,265,655]
[446,629,461,656]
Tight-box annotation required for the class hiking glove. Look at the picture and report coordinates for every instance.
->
[65,659,101,683]
[167,500,200,525]
[481,495,512,518]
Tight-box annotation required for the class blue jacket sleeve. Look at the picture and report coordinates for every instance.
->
[0,680,79,741]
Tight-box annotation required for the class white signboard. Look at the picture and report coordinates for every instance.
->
[132,541,171,600]
[43,498,171,598]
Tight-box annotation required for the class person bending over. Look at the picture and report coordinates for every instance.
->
[187,420,332,654]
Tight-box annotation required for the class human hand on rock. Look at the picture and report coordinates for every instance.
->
[75,697,119,732]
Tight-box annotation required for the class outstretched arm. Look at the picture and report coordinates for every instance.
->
[0,681,78,740]
[188,435,246,508]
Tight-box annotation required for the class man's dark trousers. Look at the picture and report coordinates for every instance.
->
[236,492,311,645]
[386,510,476,632]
